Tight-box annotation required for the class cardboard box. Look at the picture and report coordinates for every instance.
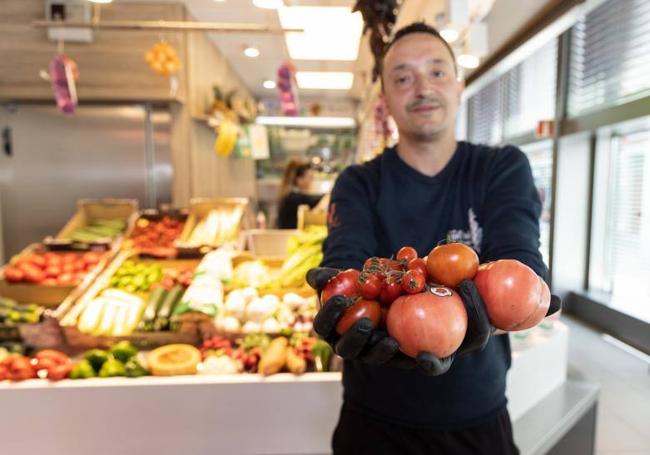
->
[242,229,299,259]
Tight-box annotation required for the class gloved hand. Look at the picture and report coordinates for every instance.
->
[307,267,562,377]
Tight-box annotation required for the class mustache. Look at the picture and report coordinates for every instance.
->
[407,97,444,111]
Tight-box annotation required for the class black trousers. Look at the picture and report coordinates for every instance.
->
[332,403,519,455]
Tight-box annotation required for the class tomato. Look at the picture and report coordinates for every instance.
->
[46,255,63,267]
[62,263,76,274]
[402,269,425,294]
[3,267,24,283]
[320,269,360,304]
[45,266,61,279]
[473,259,551,331]
[2,355,37,381]
[30,255,47,270]
[379,274,403,307]
[387,287,468,358]
[22,266,45,284]
[358,272,382,300]
[407,258,428,279]
[426,243,479,288]
[72,261,86,272]
[42,278,58,286]
[83,252,101,266]
[396,246,418,264]
[336,299,381,334]
[62,253,77,264]
[57,273,76,286]
[380,258,403,272]
[363,257,381,271]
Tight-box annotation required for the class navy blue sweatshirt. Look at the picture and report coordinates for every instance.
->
[321,142,546,429]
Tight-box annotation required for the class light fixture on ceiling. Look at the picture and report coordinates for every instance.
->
[253,0,284,9]
[457,54,480,69]
[295,71,354,90]
[440,28,459,43]
[244,46,260,58]
[279,7,363,61]
[87,0,113,3]
[256,116,356,128]
[263,79,276,89]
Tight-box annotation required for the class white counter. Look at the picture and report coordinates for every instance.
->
[0,323,573,455]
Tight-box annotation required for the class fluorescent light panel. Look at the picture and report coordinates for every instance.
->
[256,116,356,128]
[279,7,363,61]
[253,0,283,9]
[296,71,353,90]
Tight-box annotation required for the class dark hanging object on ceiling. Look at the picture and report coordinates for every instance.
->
[353,0,403,81]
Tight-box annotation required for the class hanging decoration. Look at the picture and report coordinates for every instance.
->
[49,53,79,114]
[353,0,403,81]
[144,40,181,77]
[276,61,299,116]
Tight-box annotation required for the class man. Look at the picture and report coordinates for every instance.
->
[307,22,560,454]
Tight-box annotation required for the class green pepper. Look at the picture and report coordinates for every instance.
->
[84,349,109,373]
[110,341,138,363]
[311,340,333,372]
[124,358,149,377]
[70,359,96,379]
[98,358,126,378]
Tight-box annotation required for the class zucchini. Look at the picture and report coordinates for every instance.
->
[153,285,183,331]
[137,287,167,331]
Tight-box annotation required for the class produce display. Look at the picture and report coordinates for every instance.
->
[0,298,43,325]
[62,218,127,243]
[270,226,326,289]
[184,206,244,247]
[148,344,201,376]
[321,243,552,361]
[217,287,316,335]
[77,289,146,336]
[127,216,185,258]
[3,251,104,286]
[108,260,164,293]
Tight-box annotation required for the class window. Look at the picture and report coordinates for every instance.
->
[590,126,650,322]
[520,141,554,265]
[468,77,503,145]
[568,0,650,117]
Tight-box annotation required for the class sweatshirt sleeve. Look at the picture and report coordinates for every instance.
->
[320,166,378,270]
[479,146,548,279]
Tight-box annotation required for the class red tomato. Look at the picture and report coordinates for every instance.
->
[62,253,77,264]
[473,260,551,331]
[407,258,428,278]
[44,266,62,279]
[57,273,76,286]
[321,269,360,304]
[387,287,468,358]
[73,261,86,272]
[358,272,382,300]
[82,252,101,266]
[42,278,58,286]
[396,246,418,264]
[30,255,47,270]
[3,267,25,283]
[336,299,381,334]
[46,255,63,267]
[380,258,403,272]
[426,243,479,288]
[363,257,381,272]
[379,274,403,307]
[22,266,45,284]
[402,269,425,294]
[62,263,76,274]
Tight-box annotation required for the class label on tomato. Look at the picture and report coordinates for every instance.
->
[429,286,453,297]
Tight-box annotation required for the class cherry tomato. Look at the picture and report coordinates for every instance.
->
[426,243,479,288]
[30,256,47,270]
[402,269,425,294]
[379,273,403,307]
[407,258,428,278]
[396,246,418,264]
[336,299,381,334]
[363,257,381,271]
[380,258,403,272]
[321,269,360,304]
[358,271,382,300]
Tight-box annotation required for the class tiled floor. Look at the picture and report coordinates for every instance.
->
[563,315,650,455]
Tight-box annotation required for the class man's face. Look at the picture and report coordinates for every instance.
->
[382,33,464,142]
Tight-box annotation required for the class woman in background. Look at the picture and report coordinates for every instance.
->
[277,159,322,229]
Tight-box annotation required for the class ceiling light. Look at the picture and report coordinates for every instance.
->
[253,0,283,9]
[295,71,354,90]
[440,28,459,43]
[87,0,113,3]
[279,7,363,61]
[457,54,480,69]
[244,47,260,58]
[263,80,276,89]
[256,116,356,128]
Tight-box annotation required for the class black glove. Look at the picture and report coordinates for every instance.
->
[307,268,492,376]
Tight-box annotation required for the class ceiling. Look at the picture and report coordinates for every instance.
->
[124,0,554,112]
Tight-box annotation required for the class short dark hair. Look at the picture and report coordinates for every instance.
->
[380,22,457,79]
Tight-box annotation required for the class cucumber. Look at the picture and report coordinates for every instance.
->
[137,287,167,332]
[153,285,183,331]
